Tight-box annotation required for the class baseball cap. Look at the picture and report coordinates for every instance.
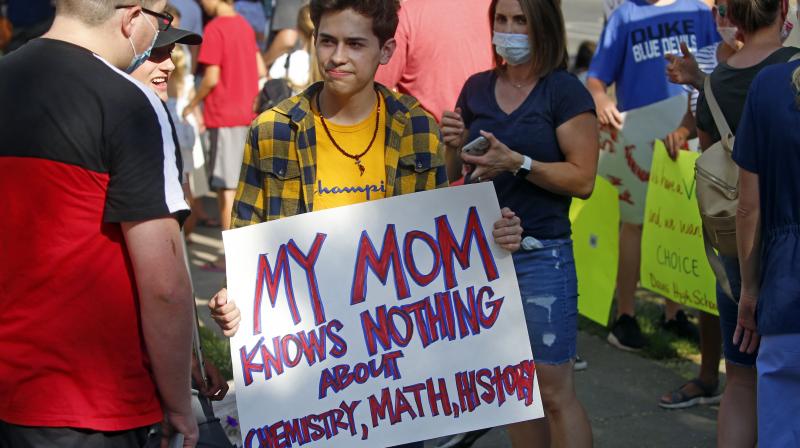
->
[154,27,202,48]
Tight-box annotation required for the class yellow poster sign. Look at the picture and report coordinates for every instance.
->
[570,177,619,326]
[640,142,718,315]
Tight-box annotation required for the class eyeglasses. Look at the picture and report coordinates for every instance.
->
[715,4,727,18]
[115,5,173,31]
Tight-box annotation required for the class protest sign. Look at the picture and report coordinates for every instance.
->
[223,183,543,448]
[640,142,717,315]
[597,94,687,223]
[570,177,619,326]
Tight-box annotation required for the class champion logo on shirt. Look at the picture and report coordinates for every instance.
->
[631,20,699,63]
[316,180,386,200]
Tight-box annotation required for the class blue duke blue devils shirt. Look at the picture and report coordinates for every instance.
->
[588,0,718,111]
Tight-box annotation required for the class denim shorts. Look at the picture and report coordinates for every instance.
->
[716,256,758,367]
[512,238,578,365]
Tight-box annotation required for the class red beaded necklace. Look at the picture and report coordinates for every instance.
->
[316,89,380,176]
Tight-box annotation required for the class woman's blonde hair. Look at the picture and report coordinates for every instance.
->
[298,5,323,86]
[793,66,800,106]
[170,44,187,95]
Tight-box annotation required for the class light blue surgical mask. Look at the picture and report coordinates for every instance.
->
[126,16,159,73]
[492,32,531,66]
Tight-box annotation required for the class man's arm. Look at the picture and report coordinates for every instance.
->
[122,218,198,446]
[263,29,300,69]
[586,76,623,129]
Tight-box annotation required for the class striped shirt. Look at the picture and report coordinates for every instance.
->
[685,42,720,115]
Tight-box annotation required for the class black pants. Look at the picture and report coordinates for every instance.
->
[0,420,151,448]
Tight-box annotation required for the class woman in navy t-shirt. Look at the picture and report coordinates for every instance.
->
[733,57,800,448]
[441,0,597,445]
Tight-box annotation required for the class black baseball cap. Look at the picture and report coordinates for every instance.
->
[154,27,202,48]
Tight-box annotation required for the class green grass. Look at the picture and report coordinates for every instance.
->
[199,326,234,381]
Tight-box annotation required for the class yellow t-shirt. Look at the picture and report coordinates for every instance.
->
[312,94,386,211]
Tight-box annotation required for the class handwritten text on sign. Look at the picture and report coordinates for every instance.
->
[641,142,717,315]
[223,184,543,448]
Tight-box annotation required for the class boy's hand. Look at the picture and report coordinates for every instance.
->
[208,289,241,337]
[492,208,522,253]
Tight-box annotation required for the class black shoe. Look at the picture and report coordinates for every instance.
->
[607,314,645,351]
[661,310,700,342]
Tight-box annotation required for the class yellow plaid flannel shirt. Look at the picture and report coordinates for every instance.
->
[231,82,449,228]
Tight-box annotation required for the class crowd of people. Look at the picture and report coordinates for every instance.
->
[0,0,798,447]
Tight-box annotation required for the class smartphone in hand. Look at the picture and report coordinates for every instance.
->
[462,136,489,156]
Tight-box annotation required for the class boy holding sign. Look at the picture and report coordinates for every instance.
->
[208,0,524,446]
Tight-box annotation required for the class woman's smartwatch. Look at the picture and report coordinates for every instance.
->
[514,155,533,179]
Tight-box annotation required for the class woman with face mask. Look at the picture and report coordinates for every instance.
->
[440,0,596,445]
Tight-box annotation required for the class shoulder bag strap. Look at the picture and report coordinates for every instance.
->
[703,228,734,302]
[703,75,734,152]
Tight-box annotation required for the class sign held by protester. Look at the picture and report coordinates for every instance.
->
[570,176,619,325]
[223,183,543,448]
[641,142,717,315]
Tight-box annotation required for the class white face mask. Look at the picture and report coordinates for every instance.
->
[492,32,531,66]
[717,26,738,48]
[126,16,159,73]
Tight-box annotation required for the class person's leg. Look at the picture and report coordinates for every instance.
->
[218,188,237,231]
[715,256,758,446]
[507,240,591,448]
[615,222,641,318]
[697,312,721,385]
[659,311,721,408]
[717,362,757,447]
[508,362,591,448]
[607,223,646,351]
[204,127,247,270]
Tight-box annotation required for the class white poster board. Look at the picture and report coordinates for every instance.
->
[223,183,543,448]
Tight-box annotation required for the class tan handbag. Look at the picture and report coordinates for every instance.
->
[695,75,739,257]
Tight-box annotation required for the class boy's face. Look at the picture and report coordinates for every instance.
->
[131,43,176,101]
[315,8,395,97]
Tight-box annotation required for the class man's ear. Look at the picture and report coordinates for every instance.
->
[120,6,142,39]
[379,38,397,65]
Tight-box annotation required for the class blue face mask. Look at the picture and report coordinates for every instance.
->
[492,32,531,66]
[126,16,159,73]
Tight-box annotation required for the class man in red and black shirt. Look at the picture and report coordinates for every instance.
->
[0,1,198,447]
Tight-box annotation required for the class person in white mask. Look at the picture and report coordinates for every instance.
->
[441,0,597,445]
